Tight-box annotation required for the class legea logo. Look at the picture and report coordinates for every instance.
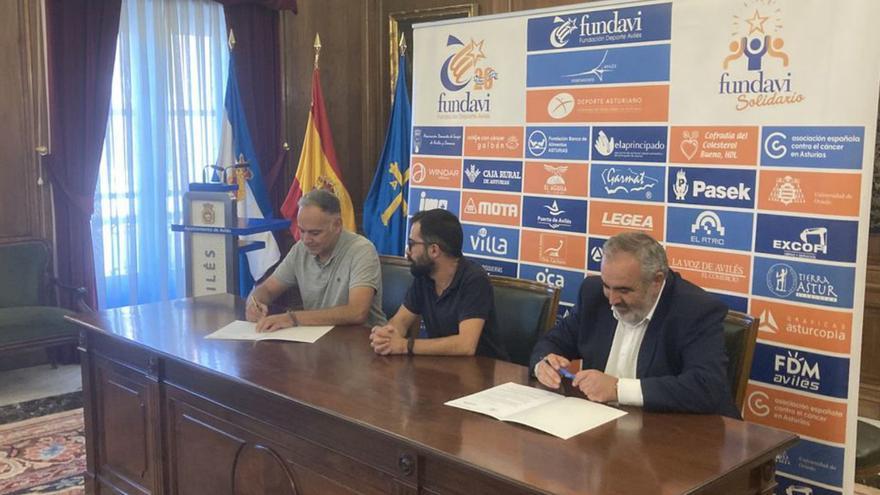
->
[718,0,805,111]
[438,36,497,114]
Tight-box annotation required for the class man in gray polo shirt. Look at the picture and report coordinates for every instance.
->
[246,189,385,330]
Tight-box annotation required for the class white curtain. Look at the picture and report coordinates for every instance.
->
[92,0,228,309]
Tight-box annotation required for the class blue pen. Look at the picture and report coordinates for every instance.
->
[544,358,575,379]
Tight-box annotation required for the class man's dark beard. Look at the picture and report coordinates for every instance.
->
[409,256,434,277]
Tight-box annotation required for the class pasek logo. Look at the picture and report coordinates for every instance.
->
[437,36,497,115]
[672,169,689,200]
[773,350,820,392]
[601,167,658,197]
[718,0,805,111]
[469,227,508,256]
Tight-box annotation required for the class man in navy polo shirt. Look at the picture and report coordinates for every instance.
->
[369,209,508,360]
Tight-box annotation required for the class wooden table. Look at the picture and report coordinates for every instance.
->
[68,294,797,495]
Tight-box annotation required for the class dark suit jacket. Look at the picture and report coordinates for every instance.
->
[529,271,740,418]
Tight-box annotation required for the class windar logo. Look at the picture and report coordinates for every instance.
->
[410,162,426,183]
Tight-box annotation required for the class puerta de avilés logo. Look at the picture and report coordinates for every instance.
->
[438,36,498,115]
[766,262,838,304]
[719,0,804,111]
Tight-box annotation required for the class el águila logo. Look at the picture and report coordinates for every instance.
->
[718,0,805,111]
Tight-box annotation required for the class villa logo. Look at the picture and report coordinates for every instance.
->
[768,175,805,206]
[718,0,805,111]
[594,130,615,156]
[528,130,548,156]
[437,36,497,115]
[469,227,508,256]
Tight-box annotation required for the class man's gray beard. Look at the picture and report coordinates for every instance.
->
[612,305,646,325]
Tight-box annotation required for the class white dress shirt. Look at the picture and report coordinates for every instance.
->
[605,280,665,406]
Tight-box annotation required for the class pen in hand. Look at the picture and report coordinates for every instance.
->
[544,358,575,379]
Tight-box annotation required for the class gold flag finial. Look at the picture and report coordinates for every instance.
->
[313,33,322,69]
[227,29,236,51]
[398,34,407,55]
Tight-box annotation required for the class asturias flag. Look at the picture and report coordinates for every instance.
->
[281,68,355,239]
[363,53,411,256]
[217,52,281,295]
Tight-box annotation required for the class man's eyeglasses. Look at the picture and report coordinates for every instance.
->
[407,239,429,250]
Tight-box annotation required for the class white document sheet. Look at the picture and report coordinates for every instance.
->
[204,320,334,344]
[445,382,627,440]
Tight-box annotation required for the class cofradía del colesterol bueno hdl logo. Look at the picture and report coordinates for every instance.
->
[437,35,498,116]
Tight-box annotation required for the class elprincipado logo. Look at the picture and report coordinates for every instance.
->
[718,0,804,111]
[547,92,575,119]
[528,130,548,156]
[766,262,797,298]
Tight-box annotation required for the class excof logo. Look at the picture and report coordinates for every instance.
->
[747,390,770,417]
[469,227,508,256]
[773,350,820,392]
[547,92,575,119]
[767,263,797,297]
[764,131,787,159]
[437,35,497,114]
[594,130,615,156]
[773,227,828,258]
[768,175,805,206]
[528,130,548,156]
[718,0,805,111]
[672,169,689,200]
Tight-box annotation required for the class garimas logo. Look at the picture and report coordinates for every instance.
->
[438,36,498,115]
[718,0,805,112]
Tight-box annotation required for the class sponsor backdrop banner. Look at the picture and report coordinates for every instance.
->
[410,1,880,492]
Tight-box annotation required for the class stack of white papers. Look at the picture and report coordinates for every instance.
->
[205,320,334,344]
[445,382,627,439]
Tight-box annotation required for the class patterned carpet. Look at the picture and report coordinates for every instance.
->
[0,394,84,495]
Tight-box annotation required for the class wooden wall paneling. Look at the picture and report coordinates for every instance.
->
[0,1,52,244]
[861,234,880,419]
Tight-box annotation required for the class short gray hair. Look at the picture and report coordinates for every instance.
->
[298,189,341,215]
[602,232,668,281]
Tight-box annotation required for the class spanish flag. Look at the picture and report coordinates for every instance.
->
[280,67,355,239]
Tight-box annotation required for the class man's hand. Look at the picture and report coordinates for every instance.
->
[369,325,407,355]
[535,353,571,390]
[246,294,268,322]
[255,312,295,332]
[572,370,619,403]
